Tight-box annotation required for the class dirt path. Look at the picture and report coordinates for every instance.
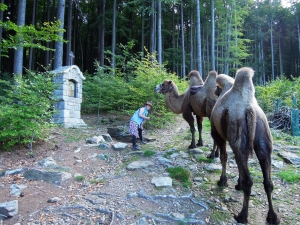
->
[0,114,299,225]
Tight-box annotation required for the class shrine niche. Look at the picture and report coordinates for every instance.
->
[51,65,86,128]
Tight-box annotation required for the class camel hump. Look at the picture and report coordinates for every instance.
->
[216,74,234,89]
[246,106,256,157]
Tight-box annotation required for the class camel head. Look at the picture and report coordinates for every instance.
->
[232,67,255,98]
[214,74,235,97]
[154,80,175,94]
[187,70,204,86]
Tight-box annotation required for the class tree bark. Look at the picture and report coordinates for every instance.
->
[13,0,26,77]
[54,0,66,69]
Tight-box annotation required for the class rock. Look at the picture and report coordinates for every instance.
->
[86,136,105,144]
[47,197,61,203]
[204,164,222,171]
[112,142,128,150]
[98,143,110,150]
[187,149,203,154]
[38,157,59,168]
[24,169,71,185]
[107,126,132,142]
[0,200,18,218]
[126,161,154,170]
[179,151,189,158]
[101,134,113,142]
[277,151,300,165]
[272,160,284,168]
[5,168,28,176]
[74,147,81,153]
[151,177,172,187]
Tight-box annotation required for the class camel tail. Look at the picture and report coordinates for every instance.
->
[246,106,256,157]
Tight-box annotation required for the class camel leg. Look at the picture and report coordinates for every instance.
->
[211,124,227,186]
[195,115,203,146]
[233,151,253,223]
[256,150,280,224]
[183,110,196,149]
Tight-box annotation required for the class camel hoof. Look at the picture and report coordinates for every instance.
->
[206,153,215,159]
[217,179,228,187]
[235,183,243,191]
[234,214,248,224]
[196,141,203,146]
[188,144,197,149]
[266,211,280,225]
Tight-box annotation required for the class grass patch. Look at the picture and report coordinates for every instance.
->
[144,150,156,157]
[75,175,85,181]
[63,129,89,143]
[122,156,140,167]
[278,169,300,183]
[198,155,213,163]
[210,210,231,224]
[202,118,212,132]
[199,146,211,152]
[166,166,191,188]
[89,178,106,184]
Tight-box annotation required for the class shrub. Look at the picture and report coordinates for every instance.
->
[255,77,300,113]
[0,71,57,150]
[82,46,188,128]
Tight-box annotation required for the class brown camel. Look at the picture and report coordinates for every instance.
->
[210,67,280,224]
[187,70,218,158]
[154,80,203,149]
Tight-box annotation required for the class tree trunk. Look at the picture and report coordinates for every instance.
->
[270,12,275,80]
[112,0,116,72]
[150,0,156,54]
[0,0,4,71]
[66,0,73,65]
[28,0,37,70]
[54,0,66,69]
[196,0,202,76]
[13,0,26,77]
[157,0,162,64]
[211,0,215,71]
[97,0,105,66]
[180,0,185,78]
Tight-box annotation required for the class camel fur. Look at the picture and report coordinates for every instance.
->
[214,74,235,98]
[154,80,203,148]
[210,67,280,224]
[187,70,219,158]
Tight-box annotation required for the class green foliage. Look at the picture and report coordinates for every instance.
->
[0,71,57,150]
[143,150,156,157]
[166,166,191,188]
[255,77,299,113]
[198,155,214,163]
[82,44,188,128]
[0,20,65,57]
[278,169,300,183]
[75,175,85,181]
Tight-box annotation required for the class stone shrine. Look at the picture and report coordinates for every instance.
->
[51,65,86,128]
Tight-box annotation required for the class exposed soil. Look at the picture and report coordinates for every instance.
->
[0,113,299,225]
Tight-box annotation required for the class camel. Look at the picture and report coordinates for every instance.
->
[154,80,203,149]
[210,67,280,224]
[187,70,218,158]
[214,74,235,98]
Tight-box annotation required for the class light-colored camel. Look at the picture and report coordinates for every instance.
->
[208,74,235,158]
[187,70,218,157]
[214,74,235,98]
[154,80,203,149]
[210,67,280,224]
